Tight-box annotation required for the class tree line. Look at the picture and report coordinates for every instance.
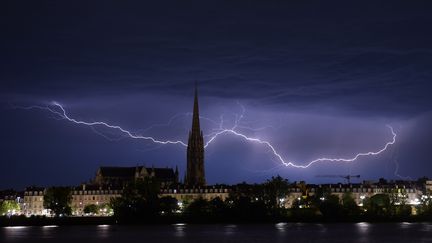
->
[34,176,432,222]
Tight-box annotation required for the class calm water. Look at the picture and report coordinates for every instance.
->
[1,223,432,243]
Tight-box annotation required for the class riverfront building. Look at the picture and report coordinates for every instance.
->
[22,187,46,216]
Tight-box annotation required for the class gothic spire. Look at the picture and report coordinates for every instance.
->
[191,82,201,133]
[186,82,206,187]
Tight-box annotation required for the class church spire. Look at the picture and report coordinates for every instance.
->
[186,82,206,187]
[191,82,201,133]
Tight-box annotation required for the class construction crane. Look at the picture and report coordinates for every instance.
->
[316,174,360,184]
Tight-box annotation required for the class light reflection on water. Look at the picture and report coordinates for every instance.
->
[356,222,370,233]
[355,222,371,243]
[97,224,111,238]
[1,223,431,243]
[173,223,186,237]
[41,225,58,239]
[224,224,237,235]
[400,222,412,229]
[42,225,58,228]
[4,226,29,229]
[3,226,31,239]
[275,222,287,232]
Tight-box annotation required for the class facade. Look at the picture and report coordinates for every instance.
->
[161,186,230,202]
[71,185,122,216]
[186,85,206,187]
[426,180,432,192]
[22,187,46,216]
[93,166,178,187]
[21,186,123,216]
[12,180,431,216]
[282,182,422,208]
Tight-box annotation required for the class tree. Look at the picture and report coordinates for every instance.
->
[83,204,99,215]
[43,187,72,216]
[185,198,211,218]
[263,175,290,210]
[209,197,227,216]
[0,201,20,216]
[364,194,390,217]
[341,192,361,217]
[99,204,114,215]
[111,177,161,220]
[311,187,331,206]
[318,194,342,219]
[159,196,178,215]
[227,194,268,221]
[292,181,313,209]
[387,188,411,218]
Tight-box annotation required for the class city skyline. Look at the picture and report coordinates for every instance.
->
[2,1,432,189]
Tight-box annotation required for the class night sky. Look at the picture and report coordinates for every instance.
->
[1,1,432,189]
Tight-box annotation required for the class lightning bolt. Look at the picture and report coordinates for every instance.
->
[17,101,396,169]
[390,137,413,180]
[204,125,396,168]
[17,102,188,147]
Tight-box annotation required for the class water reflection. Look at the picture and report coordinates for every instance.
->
[224,224,237,235]
[97,224,111,238]
[315,223,327,233]
[275,222,287,232]
[354,222,372,243]
[173,223,187,237]
[400,222,412,229]
[41,225,58,239]
[3,226,30,239]
[356,222,370,234]
[2,223,431,242]
[42,225,58,228]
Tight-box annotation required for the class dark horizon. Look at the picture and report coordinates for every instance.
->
[2,1,432,189]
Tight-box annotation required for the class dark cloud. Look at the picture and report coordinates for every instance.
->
[1,0,432,188]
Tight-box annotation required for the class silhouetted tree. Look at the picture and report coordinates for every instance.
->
[311,187,331,206]
[184,198,210,218]
[263,175,290,210]
[83,204,99,214]
[208,197,228,216]
[43,187,72,216]
[318,194,342,219]
[364,194,390,218]
[159,196,178,215]
[111,177,161,220]
[341,192,361,217]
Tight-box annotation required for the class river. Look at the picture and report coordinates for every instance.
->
[1,222,432,242]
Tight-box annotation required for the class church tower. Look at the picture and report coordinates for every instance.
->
[186,84,206,187]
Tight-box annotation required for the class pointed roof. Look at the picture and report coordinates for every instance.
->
[191,82,201,133]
